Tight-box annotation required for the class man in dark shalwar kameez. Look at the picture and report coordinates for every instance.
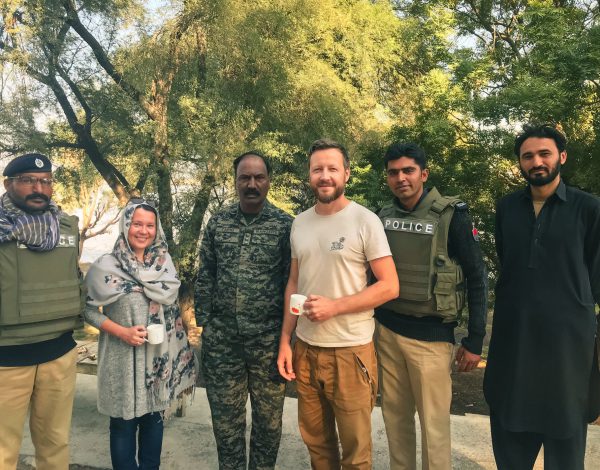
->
[484,124,600,470]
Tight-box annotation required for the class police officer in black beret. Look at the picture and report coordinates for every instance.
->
[0,153,84,469]
[2,153,53,212]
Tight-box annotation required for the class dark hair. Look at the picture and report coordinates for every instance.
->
[308,138,350,169]
[233,151,272,176]
[514,124,567,157]
[384,142,427,170]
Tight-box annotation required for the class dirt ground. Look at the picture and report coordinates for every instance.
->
[17,461,100,470]
[450,363,488,416]
[450,323,491,416]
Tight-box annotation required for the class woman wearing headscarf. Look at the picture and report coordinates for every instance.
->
[84,200,196,469]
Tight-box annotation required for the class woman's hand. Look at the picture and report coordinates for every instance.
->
[99,318,147,347]
[118,325,147,347]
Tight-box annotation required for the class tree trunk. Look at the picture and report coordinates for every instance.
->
[174,176,213,319]
[43,74,130,204]
[152,101,175,249]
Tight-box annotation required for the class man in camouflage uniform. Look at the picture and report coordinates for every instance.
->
[195,151,293,470]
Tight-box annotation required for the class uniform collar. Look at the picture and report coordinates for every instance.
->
[522,179,567,202]
[236,200,272,225]
[393,187,440,213]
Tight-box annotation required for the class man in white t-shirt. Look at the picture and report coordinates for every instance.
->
[277,138,399,469]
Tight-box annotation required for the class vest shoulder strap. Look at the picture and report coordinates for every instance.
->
[429,195,462,215]
[428,195,461,260]
[59,212,79,228]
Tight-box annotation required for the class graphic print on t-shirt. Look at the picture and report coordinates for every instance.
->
[330,237,345,251]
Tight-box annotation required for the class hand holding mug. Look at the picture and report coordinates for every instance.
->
[120,325,147,347]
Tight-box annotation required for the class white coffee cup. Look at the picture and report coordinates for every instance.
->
[290,294,307,316]
[146,324,165,345]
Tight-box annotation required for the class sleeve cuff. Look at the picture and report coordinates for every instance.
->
[461,334,484,356]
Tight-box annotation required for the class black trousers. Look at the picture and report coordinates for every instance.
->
[490,413,588,470]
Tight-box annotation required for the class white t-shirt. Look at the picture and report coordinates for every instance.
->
[291,201,392,347]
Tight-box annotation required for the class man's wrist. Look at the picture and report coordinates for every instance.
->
[280,332,293,345]
[331,298,342,317]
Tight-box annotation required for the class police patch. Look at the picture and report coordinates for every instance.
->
[35,158,44,168]
[58,234,77,247]
[383,218,437,235]
[472,223,480,242]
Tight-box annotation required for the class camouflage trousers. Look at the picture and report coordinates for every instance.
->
[201,324,286,470]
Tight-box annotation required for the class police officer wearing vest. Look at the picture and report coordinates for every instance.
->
[0,154,83,470]
[375,143,488,470]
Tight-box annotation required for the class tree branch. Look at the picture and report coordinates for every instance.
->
[56,62,93,132]
[61,0,148,112]
[84,212,120,240]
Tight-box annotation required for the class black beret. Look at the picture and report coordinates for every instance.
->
[3,153,52,177]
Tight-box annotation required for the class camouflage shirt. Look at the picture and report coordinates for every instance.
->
[195,201,293,337]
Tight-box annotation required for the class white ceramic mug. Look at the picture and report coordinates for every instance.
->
[290,294,307,316]
[146,324,165,345]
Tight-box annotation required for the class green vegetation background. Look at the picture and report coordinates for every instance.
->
[2,0,599,314]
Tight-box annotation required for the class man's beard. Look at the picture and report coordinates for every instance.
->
[313,184,345,204]
[520,160,561,187]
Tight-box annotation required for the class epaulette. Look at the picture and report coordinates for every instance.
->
[454,201,469,212]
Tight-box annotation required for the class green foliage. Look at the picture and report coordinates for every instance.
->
[377,0,600,282]
[2,0,599,293]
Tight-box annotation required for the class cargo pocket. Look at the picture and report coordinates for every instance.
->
[334,345,377,412]
[354,351,378,409]
[433,264,463,317]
